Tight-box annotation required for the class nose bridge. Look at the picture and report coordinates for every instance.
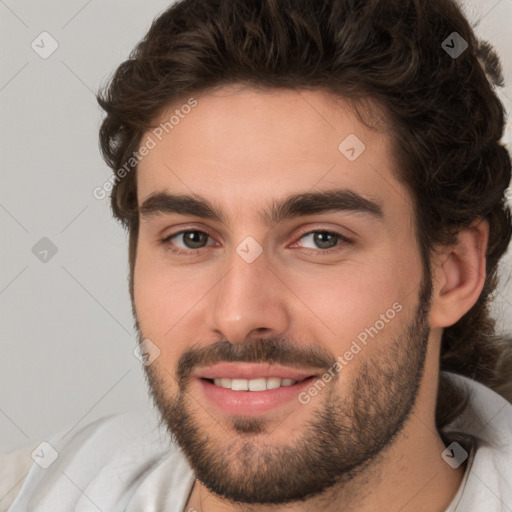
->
[208,241,289,343]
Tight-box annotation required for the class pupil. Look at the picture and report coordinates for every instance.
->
[315,232,335,249]
[186,231,206,248]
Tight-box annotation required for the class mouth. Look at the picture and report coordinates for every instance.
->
[193,362,321,416]
[202,375,310,391]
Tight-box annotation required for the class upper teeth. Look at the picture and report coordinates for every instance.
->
[213,377,297,391]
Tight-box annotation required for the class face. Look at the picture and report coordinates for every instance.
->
[133,86,432,504]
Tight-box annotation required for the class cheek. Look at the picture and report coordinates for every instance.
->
[299,261,402,312]
[133,263,193,372]
[285,253,417,354]
[133,245,215,339]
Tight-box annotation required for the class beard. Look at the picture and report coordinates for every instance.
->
[137,274,432,506]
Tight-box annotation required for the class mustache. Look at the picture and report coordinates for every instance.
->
[176,337,335,386]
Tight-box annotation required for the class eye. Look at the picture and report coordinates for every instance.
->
[161,229,216,256]
[291,230,349,254]
[161,228,350,257]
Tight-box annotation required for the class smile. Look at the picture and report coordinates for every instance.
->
[192,362,322,416]
[211,377,299,391]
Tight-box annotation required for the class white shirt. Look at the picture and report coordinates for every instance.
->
[1,372,511,512]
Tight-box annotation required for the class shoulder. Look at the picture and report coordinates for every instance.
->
[0,442,41,512]
[444,371,512,441]
[1,408,192,512]
[442,372,512,511]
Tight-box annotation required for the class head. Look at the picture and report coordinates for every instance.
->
[96,0,512,505]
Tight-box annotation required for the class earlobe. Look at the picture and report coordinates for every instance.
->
[429,219,489,328]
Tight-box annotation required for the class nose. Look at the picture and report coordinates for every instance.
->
[206,244,291,344]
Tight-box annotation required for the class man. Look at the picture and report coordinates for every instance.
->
[2,0,512,511]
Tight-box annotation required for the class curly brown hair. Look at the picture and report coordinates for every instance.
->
[96,0,512,429]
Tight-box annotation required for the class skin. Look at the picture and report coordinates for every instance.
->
[133,85,488,512]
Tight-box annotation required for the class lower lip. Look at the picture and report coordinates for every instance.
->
[197,377,317,416]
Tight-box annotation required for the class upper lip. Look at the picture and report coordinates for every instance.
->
[193,362,318,381]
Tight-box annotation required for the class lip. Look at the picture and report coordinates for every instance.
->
[192,362,323,417]
[197,376,317,416]
[193,362,319,381]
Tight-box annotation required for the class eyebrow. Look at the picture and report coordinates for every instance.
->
[139,188,384,226]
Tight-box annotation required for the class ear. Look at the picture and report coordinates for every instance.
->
[429,218,489,328]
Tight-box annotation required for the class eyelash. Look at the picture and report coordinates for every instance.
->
[160,228,351,257]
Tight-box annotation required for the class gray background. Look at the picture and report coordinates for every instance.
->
[1,0,512,454]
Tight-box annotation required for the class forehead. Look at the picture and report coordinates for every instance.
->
[136,86,411,223]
